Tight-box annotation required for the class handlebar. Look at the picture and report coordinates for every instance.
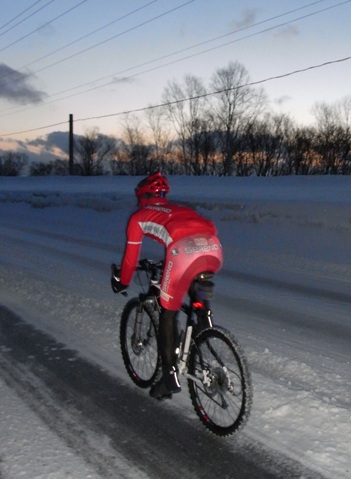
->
[137,258,164,273]
[112,259,164,298]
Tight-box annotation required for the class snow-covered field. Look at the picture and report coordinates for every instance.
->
[0,174,350,478]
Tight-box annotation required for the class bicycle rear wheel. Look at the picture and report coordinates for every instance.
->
[187,326,252,436]
[120,298,161,388]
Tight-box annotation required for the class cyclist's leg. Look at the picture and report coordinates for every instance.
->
[150,244,187,400]
[149,307,181,399]
[158,308,179,368]
[150,234,223,400]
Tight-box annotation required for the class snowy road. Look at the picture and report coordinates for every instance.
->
[1,305,321,479]
[0,175,350,478]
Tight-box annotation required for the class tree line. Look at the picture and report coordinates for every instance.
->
[1,61,351,176]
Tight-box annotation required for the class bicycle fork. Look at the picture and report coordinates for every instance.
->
[133,298,158,348]
[132,303,145,349]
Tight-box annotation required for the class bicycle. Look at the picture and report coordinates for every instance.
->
[117,258,253,436]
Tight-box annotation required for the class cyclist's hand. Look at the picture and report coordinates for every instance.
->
[111,264,127,294]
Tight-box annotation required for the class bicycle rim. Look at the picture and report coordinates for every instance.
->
[120,298,160,388]
[188,326,252,436]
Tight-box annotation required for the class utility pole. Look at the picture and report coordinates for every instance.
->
[69,114,74,175]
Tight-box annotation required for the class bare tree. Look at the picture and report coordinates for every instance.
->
[75,127,116,176]
[30,159,70,176]
[162,74,209,174]
[121,113,151,175]
[195,111,219,175]
[337,96,351,128]
[284,126,316,175]
[144,106,173,171]
[210,61,266,175]
[30,161,53,176]
[337,96,351,173]
[51,158,70,175]
[0,152,28,176]
[312,100,351,174]
[109,138,129,175]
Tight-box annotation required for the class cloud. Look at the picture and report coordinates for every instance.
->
[275,25,300,39]
[26,131,69,154]
[275,95,292,106]
[229,10,300,39]
[229,9,259,30]
[112,75,136,84]
[0,63,46,104]
[1,131,69,164]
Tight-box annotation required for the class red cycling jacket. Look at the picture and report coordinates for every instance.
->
[120,198,217,286]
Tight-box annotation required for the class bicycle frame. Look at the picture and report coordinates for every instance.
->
[135,261,216,384]
[178,299,214,384]
[119,258,253,436]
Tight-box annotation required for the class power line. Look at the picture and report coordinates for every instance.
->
[0,0,88,52]
[1,0,347,118]
[19,0,159,71]
[0,0,57,38]
[1,55,350,137]
[74,56,351,121]
[38,0,335,97]
[0,0,159,85]
[0,0,43,32]
[0,0,195,114]
[0,0,194,104]
[23,0,195,76]
[0,0,329,92]
[54,0,350,102]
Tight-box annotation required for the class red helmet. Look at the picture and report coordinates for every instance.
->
[135,172,170,206]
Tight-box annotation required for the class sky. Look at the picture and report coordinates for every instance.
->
[0,0,351,160]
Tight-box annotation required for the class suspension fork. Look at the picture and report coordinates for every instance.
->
[132,295,157,341]
[132,301,145,344]
[145,296,161,335]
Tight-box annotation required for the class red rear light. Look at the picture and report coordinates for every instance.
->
[193,301,204,309]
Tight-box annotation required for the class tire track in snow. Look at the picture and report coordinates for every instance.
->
[0,306,324,479]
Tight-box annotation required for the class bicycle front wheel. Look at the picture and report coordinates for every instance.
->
[120,298,161,388]
[188,326,252,436]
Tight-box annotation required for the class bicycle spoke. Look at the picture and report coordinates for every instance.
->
[187,327,252,436]
[120,298,160,388]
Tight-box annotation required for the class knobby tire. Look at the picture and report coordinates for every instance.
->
[187,326,253,436]
[120,297,160,388]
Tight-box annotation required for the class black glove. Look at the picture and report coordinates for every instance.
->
[111,264,128,294]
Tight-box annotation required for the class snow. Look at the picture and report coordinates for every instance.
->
[0,375,101,479]
[0,174,350,478]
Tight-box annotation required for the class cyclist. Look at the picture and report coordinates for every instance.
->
[111,172,223,400]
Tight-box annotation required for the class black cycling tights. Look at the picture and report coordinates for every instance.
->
[158,308,178,370]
